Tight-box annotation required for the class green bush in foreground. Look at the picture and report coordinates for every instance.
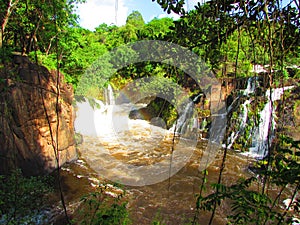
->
[79,184,131,225]
[0,169,53,224]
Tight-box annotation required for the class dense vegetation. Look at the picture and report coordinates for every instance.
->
[2,0,299,90]
[1,0,300,224]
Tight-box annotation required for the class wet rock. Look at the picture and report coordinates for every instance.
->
[0,56,77,176]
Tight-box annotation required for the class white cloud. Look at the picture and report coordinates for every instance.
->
[76,0,205,31]
[77,0,128,30]
[156,13,180,21]
[149,0,203,21]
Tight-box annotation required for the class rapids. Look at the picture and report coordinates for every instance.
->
[75,99,197,186]
[60,139,253,225]
[69,81,295,224]
[72,91,251,224]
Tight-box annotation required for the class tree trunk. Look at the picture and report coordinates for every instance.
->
[1,0,19,48]
[27,16,42,53]
[0,30,3,48]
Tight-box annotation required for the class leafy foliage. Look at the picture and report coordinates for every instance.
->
[196,134,300,224]
[158,0,300,77]
[79,184,130,225]
[0,169,53,224]
[257,135,300,186]
[1,0,83,54]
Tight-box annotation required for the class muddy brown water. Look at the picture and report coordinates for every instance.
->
[54,139,256,225]
[57,101,292,224]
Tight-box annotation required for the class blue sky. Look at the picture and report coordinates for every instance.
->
[76,0,293,31]
[76,0,200,30]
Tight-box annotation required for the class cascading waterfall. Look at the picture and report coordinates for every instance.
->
[77,79,293,159]
[174,101,195,134]
[248,86,294,158]
[173,94,202,135]
[76,89,202,139]
[227,76,293,158]
[243,76,257,96]
[227,99,251,149]
[104,84,115,105]
[227,77,256,149]
[75,84,116,136]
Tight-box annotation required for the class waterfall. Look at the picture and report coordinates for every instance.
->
[226,76,255,149]
[75,98,106,136]
[227,75,294,158]
[104,84,115,105]
[248,86,293,158]
[173,94,202,135]
[243,76,257,96]
[75,83,115,137]
[227,77,256,113]
[227,99,251,149]
[175,101,195,134]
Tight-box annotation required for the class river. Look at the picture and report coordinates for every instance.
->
[55,81,297,224]
[57,141,254,225]
[59,98,256,225]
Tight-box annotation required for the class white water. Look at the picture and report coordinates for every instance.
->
[74,91,198,185]
[245,86,294,158]
[75,82,273,186]
[104,84,115,105]
[74,99,106,136]
[172,94,201,135]
[243,76,257,96]
[226,75,294,158]
[227,99,251,149]
[227,78,255,149]
[77,80,293,162]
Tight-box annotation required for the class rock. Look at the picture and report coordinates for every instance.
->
[277,87,300,141]
[0,56,77,176]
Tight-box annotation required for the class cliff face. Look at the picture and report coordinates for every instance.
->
[278,86,300,141]
[0,55,77,176]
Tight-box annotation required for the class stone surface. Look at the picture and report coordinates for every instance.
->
[275,86,300,141]
[0,55,77,175]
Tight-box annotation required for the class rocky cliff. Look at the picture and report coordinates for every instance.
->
[277,86,300,141]
[0,55,77,175]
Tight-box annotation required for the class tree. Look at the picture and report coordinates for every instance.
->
[119,11,145,43]
[0,0,19,48]
[95,24,124,48]
[154,0,299,77]
[126,10,145,28]
[152,0,186,14]
[1,0,83,54]
[141,17,174,39]
[59,27,108,86]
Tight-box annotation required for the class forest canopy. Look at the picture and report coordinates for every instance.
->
[1,0,299,90]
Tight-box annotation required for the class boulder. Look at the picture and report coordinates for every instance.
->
[0,55,77,175]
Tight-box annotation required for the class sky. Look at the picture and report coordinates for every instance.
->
[76,0,201,30]
[76,0,293,31]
